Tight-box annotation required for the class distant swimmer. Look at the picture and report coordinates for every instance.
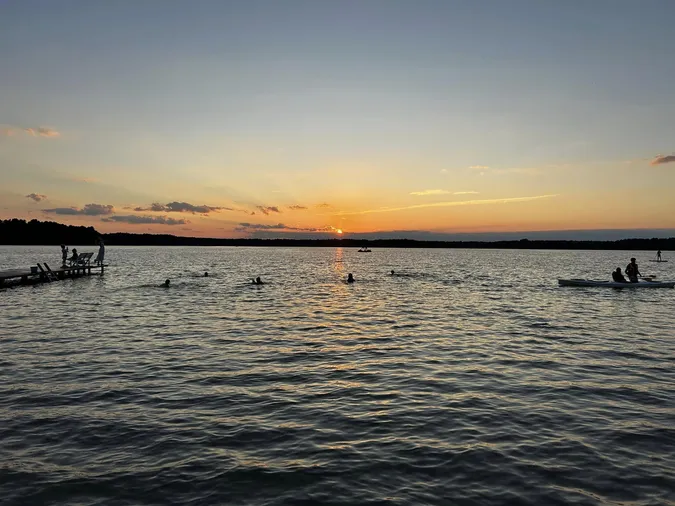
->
[347,273,355,283]
[391,270,395,275]
[657,250,662,261]
[611,268,627,283]
[625,257,641,283]
[204,272,209,277]
[163,279,170,287]
[252,276,264,285]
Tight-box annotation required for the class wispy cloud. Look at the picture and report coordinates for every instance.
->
[492,167,542,176]
[25,127,60,138]
[103,215,188,225]
[335,195,559,216]
[25,193,47,202]
[288,205,308,210]
[134,201,229,214]
[236,222,335,233]
[256,206,281,215]
[315,203,332,208]
[469,165,490,170]
[650,154,675,166]
[1,125,60,138]
[410,189,479,196]
[43,203,114,216]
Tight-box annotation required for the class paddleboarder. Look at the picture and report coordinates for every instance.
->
[657,250,662,261]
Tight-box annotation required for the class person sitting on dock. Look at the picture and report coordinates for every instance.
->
[95,239,105,265]
[61,245,68,266]
[625,257,641,283]
[612,268,627,283]
[69,248,79,265]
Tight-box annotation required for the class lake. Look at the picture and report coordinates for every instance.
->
[1,246,674,505]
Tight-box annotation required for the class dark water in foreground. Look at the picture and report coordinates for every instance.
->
[1,246,674,506]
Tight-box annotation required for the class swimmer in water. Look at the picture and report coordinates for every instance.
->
[347,273,355,283]
[163,279,170,287]
[252,276,263,285]
[204,272,209,277]
[391,270,395,275]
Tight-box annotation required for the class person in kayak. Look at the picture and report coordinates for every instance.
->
[612,268,627,283]
[625,258,641,283]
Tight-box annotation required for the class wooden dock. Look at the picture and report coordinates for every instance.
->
[0,256,108,288]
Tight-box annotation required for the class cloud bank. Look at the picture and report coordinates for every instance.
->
[103,215,188,225]
[134,201,228,214]
[236,222,335,233]
[288,205,308,210]
[43,203,114,216]
[650,154,675,166]
[256,206,281,215]
[26,193,47,202]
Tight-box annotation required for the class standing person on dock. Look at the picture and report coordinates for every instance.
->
[61,245,68,266]
[95,238,105,265]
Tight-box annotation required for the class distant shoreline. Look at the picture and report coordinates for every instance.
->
[1,219,673,250]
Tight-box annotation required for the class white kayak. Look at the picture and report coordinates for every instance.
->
[558,279,675,288]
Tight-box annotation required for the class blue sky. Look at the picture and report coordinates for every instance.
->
[1,0,674,238]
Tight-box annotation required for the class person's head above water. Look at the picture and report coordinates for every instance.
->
[164,279,170,287]
[391,270,395,275]
[256,276,262,284]
[347,273,355,282]
[204,272,209,277]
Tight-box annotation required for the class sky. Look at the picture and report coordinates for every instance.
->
[2,0,675,240]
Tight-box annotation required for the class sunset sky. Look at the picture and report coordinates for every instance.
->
[2,0,674,239]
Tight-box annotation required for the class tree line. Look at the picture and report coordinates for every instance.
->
[1,218,673,250]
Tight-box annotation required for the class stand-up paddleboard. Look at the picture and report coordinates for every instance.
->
[558,279,675,288]
[649,259,668,262]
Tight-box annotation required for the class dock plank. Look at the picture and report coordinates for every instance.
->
[0,268,34,281]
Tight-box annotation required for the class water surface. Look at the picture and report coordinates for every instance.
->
[1,247,674,505]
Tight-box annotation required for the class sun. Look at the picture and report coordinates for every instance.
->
[336,229,343,235]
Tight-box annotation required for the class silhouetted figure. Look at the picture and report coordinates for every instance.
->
[347,273,355,283]
[391,270,395,275]
[657,250,662,261]
[95,238,105,265]
[69,248,79,265]
[612,268,627,283]
[252,277,263,285]
[61,244,68,266]
[163,279,170,287]
[204,272,209,277]
[625,257,641,283]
